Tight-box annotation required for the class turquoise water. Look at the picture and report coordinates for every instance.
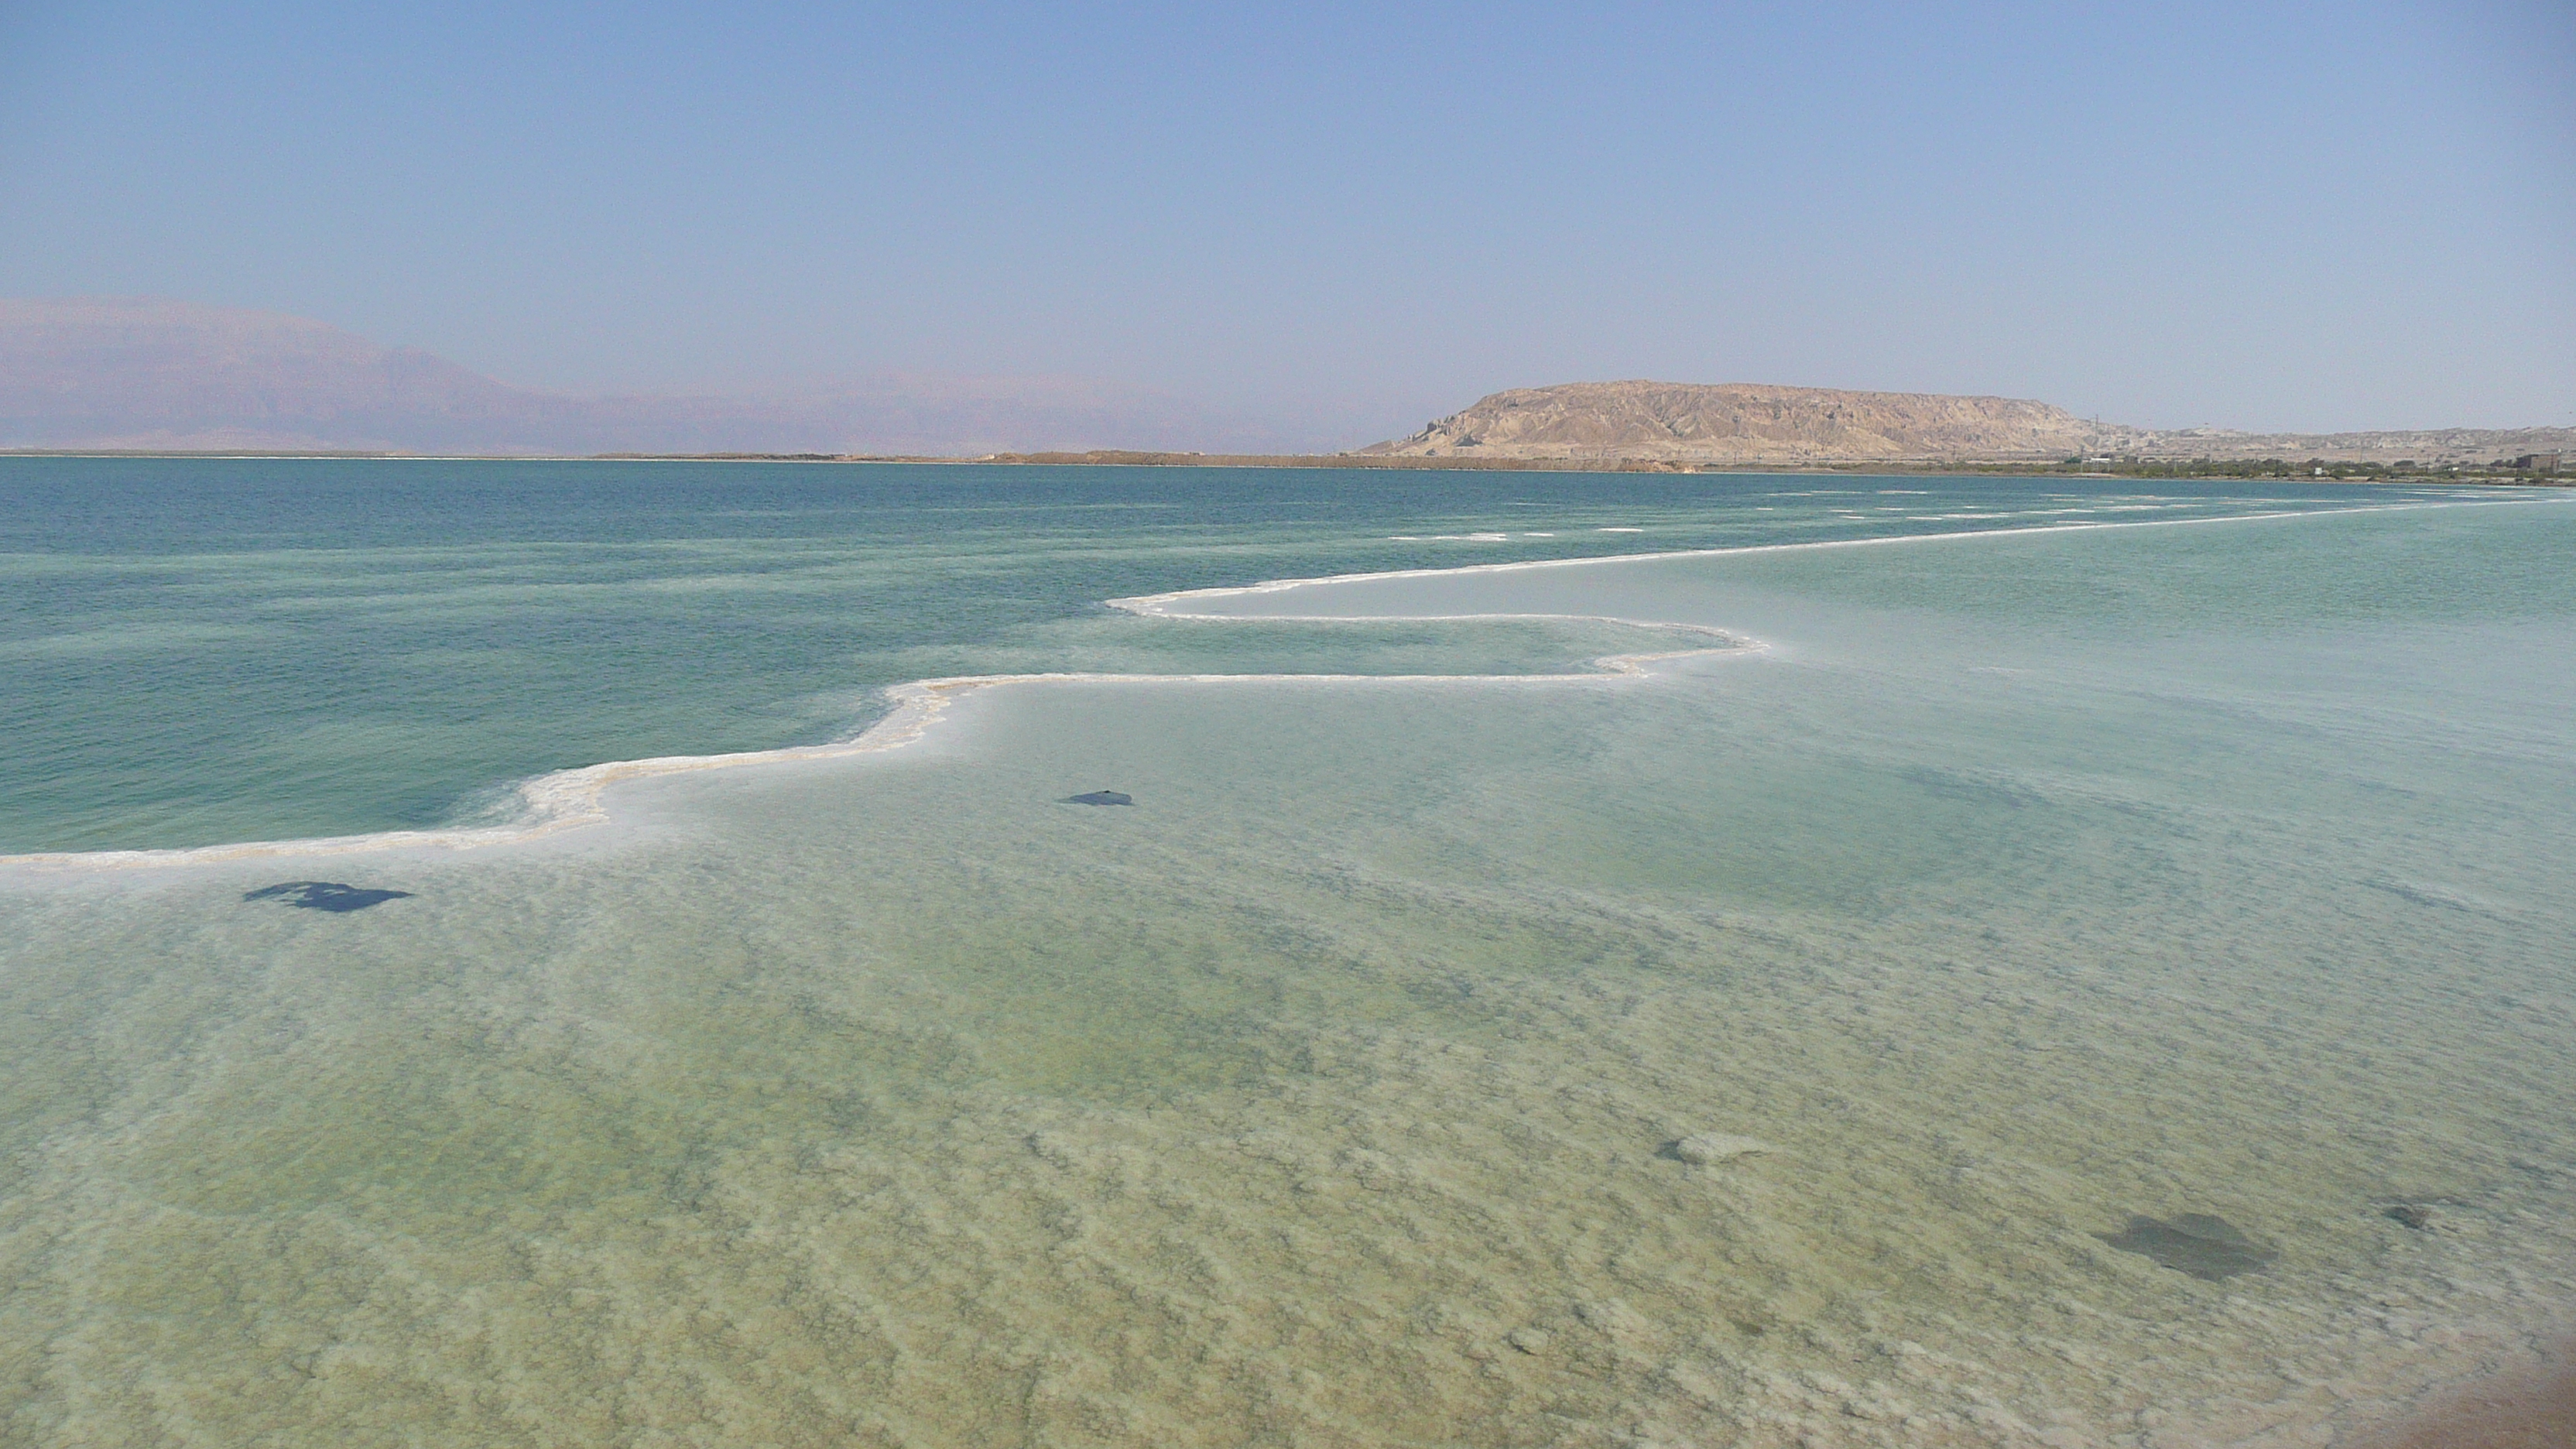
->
[1,461,2570,1447]
[0,458,2425,853]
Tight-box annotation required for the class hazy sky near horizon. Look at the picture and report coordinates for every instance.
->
[2,1,2570,440]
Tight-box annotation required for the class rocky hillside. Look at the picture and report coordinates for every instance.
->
[1363,381,2099,463]
[1361,380,2573,468]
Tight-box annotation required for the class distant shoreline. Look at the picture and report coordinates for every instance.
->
[2,446,2567,485]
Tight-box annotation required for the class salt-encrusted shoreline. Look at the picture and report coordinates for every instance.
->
[7,495,2548,875]
[0,632,1750,874]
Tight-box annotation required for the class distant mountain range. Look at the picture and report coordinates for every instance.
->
[1365,381,2574,467]
[5,299,2566,465]
[0,298,1304,455]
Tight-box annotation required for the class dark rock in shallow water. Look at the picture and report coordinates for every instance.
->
[243,881,416,913]
[2096,1213,2277,1280]
[1060,790,1133,806]
[2386,1204,2435,1231]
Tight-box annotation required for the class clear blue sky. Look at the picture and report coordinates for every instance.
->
[3,1,2569,439]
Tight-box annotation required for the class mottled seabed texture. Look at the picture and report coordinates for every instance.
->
[0,460,2570,1448]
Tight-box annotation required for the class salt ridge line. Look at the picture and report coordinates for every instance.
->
[4,493,2543,874]
[1105,494,2552,618]
[0,624,1752,874]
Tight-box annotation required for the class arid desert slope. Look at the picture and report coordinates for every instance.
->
[1364,380,2572,468]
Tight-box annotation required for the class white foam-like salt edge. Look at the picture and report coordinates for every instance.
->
[0,639,1750,873]
[2,493,2550,874]
[1108,494,2543,618]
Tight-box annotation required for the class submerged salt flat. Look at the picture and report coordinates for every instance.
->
[0,457,2427,855]
[1,492,2571,1447]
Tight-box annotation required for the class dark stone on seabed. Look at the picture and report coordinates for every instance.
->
[2386,1204,2435,1231]
[2096,1213,2278,1280]
[1061,790,1134,806]
[244,881,416,912]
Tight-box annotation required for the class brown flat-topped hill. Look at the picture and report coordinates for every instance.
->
[1363,381,2099,463]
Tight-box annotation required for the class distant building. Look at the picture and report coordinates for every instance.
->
[2512,452,2561,472]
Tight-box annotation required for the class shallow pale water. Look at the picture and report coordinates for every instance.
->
[1,464,2569,1447]
[0,458,2410,853]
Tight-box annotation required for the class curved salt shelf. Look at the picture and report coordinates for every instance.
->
[4,496,2547,875]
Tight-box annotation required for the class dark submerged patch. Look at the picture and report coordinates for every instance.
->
[243,881,416,913]
[1060,790,1134,807]
[2096,1213,2276,1280]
